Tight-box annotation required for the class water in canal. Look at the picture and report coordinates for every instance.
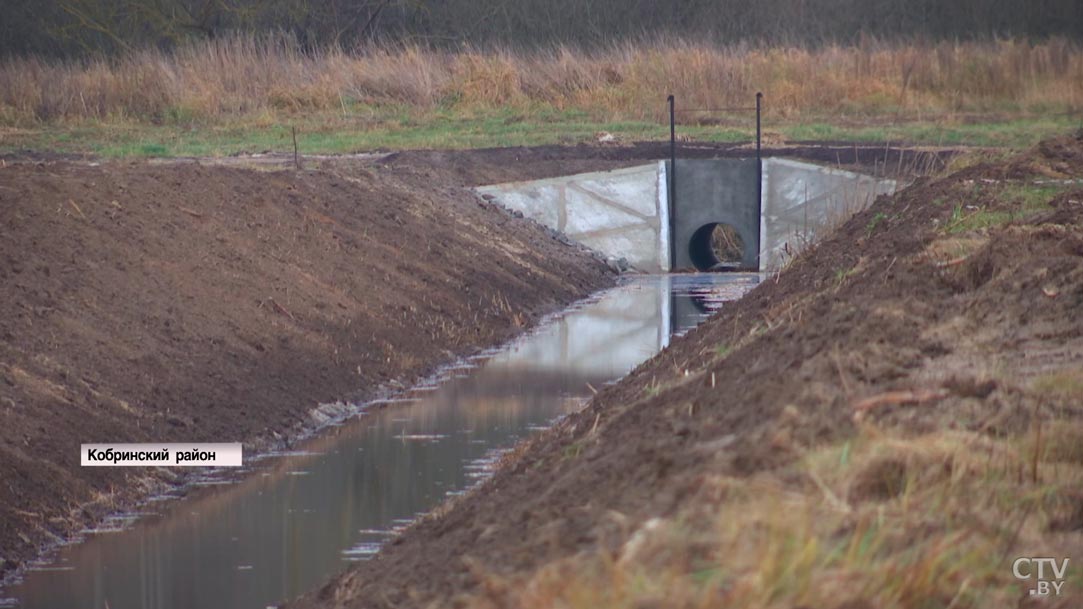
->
[3,274,758,609]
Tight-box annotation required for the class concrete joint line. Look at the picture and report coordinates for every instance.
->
[566,182,653,221]
[557,184,568,232]
[573,222,656,241]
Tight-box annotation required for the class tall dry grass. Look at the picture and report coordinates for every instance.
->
[465,423,1083,609]
[1,36,1081,125]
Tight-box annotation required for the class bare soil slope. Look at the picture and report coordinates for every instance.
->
[296,133,1083,608]
[0,160,613,572]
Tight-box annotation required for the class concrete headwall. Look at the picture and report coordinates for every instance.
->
[760,158,896,271]
[477,158,896,274]
[476,164,669,272]
[669,159,761,271]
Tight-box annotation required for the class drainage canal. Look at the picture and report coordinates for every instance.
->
[2,274,758,609]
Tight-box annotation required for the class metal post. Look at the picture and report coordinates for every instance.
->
[755,92,763,269]
[756,92,762,165]
[668,94,677,270]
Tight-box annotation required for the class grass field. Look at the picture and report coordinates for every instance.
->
[2,110,1079,158]
[1,38,1081,157]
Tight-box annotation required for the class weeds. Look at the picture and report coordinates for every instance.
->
[833,266,856,290]
[1032,368,1083,403]
[940,182,1069,235]
[995,183,1073,210]
[2,36,1083,155]
[562,441,584,460]
[865,210,888,237]
[469,425,1083,609]
[944,207,1016,234]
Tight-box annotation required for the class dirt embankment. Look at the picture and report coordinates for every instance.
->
[126,140,958,189]
[295,134,1083,609]
[373,140,958,185]
[0,159,614,572]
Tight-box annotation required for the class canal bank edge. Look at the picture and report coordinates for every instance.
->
[292,132,1083,608]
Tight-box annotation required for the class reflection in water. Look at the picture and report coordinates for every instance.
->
[5,274,758,609]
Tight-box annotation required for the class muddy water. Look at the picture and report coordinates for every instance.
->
[4,274,757,609]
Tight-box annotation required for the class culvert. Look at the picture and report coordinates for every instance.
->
[476,158,895,273]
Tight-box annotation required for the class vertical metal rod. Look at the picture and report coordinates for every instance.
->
[668,94,677,270]
[756,92,762,165]
[755,92,763,269]
[292,125,300,170]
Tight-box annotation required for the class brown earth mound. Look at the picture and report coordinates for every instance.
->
[964,128,1083,180]
[0,159,613,573]
[293,138,1083,608]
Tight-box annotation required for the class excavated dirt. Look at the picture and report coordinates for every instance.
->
[292,133,1083,609]
[129,140,958,187]
[353,141,958,186]
[0,159,615,575]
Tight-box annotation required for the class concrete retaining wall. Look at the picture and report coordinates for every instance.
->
[760,158,896,271]
[476,164,669,272]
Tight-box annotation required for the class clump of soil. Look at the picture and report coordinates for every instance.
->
[0,159,613,572]
[962,128,1083,180]
[291,135,1083,609]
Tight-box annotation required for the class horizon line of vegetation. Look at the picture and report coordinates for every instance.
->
[2,35,1081,128]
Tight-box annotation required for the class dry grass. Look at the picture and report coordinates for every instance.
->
[465,423,1083,609]
[1,37,1081,127]
[1032,368,1083,403]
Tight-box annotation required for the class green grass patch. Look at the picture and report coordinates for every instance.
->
[941,182,1074,234]
[1,110,1077,158]
[781,115,1079,148]
[942,203,1014,234]
[865,211,888,237]
[995,183,1074,210]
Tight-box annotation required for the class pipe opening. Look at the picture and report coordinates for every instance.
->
[689,222,746,271]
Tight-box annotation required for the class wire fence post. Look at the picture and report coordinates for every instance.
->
[668,94,677,269]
